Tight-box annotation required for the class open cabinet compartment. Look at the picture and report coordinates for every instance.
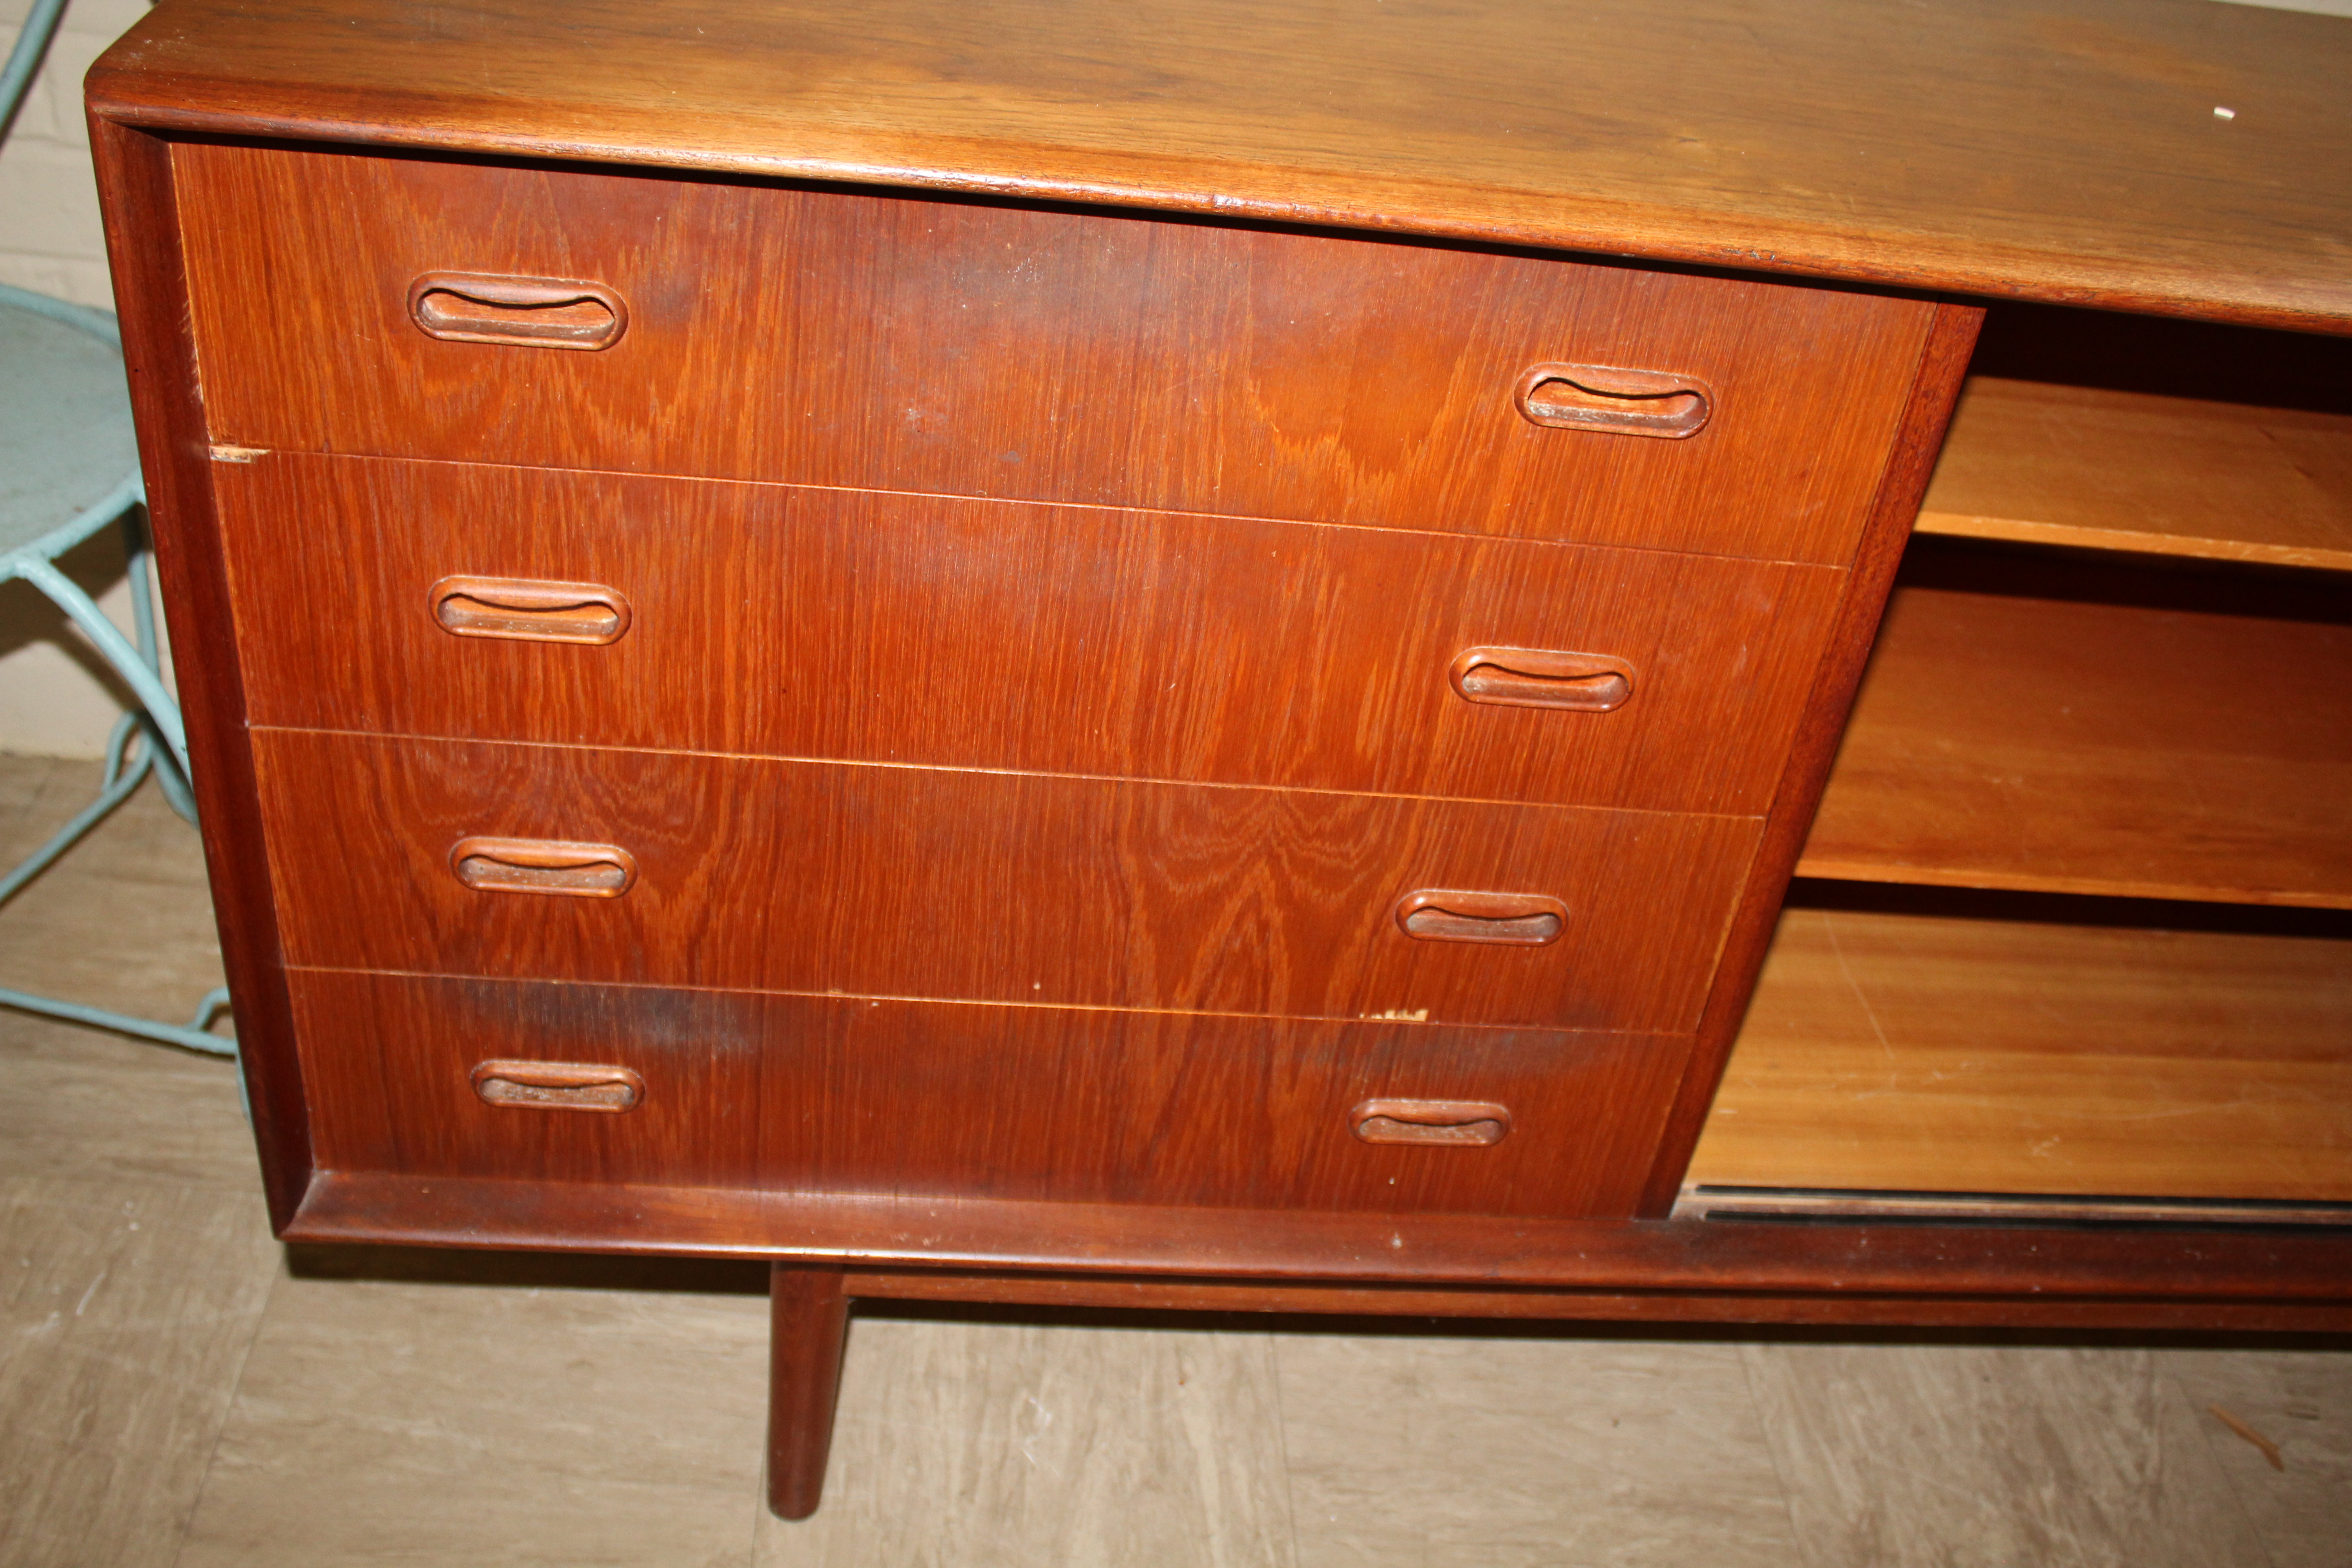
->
[1686,304,2352,1224]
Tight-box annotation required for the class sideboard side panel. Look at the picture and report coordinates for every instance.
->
[1637,299,1985,1215]
[88,118,314,1230]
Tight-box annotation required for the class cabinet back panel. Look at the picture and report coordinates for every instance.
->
[289,970,1690,1219]
[251,730,1759,1031]
[174,142,1936,564]
[217,452,1843,815]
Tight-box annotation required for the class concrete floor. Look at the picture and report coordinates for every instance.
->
[2,752,2346,1568]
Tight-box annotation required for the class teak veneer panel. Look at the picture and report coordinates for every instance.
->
[89,0,2352,329]
[1919,377,2352,571]
[1799,545,2352,907]
[279,1171,2352,1327]
[253,730,1760,1031]
[1689,902,2352,1203]
[171,141,1936,565]
[290,972,1691,1220]
[81,0,2352,1496]
[216,452,1845,816]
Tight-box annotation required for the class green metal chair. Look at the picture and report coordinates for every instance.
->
[1,0,232,1056]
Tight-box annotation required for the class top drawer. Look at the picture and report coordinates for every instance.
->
[174,143,1938,565]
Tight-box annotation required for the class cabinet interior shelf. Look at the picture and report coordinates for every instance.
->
[1725,307,2352,1218]
[1690,891,2352,1209]
[1795,535,2352,909]
[1917,376,2352,571]
[1813,309,2351,910]
[1911,304,2352,572]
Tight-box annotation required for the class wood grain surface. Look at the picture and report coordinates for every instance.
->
[171,140,1935,566]
[277,1170,2352,1316]
[285,972,1692,1219]
[85,118,315,1232]
[1637,301,1984,1213]
[215,452,1844,816]
[250,730,1759,1031]
[1921,377,2352,571]
[1689,899,2352,1202]
[1800,540,2352,906]
[767,1266,847,1521]
[86,0,2352,329]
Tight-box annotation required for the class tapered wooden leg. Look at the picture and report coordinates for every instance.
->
[767,1262,850,1520]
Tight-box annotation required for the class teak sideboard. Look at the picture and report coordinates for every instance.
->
[85,0,2351,1518]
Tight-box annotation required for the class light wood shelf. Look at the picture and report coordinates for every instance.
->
[1798,544,2352,908]
[1687,900,2352,1205]
[1918,376,2352,572]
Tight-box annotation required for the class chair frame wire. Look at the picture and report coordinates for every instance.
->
[0,269,234,1054]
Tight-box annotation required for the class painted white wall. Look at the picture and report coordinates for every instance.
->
[2,0,162,758]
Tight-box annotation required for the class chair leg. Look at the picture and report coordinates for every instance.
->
[121,516,197,823]
[768,1263,850,1521]
[13,554,188,773]
[0,732,227,1055]
[0,516,232,1056]
[0,716,147,907]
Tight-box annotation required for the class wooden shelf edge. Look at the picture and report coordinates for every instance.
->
[1787,857,2352,911]
[1913,510,2352,574]
[1917,368,2352,572]
[1802,559,2352,909]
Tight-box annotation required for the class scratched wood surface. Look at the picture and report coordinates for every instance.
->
[1800,539,2352,907]
[86,0,2352,329]
[170,140,1936,567]
[214,451,1844,816]
[1920,307,2352,569]
[1920,377,2352,571]
[1,751,2340,1563]
[286,972,1693,1219]
[250,728,1760,1031]
[89,116,318,1232]
[1689,898,2352,1201]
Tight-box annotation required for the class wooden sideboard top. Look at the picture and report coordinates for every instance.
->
[88,0,2351,333]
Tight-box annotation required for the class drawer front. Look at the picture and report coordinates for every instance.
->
[218,452,1843,816]
[289,971,1694,1220]
[177,142,1936,564]
[253,730,1760,1031]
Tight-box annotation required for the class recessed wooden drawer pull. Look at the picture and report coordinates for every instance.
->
[1350,1098,1511,1147]
[1450,647,1634,712]
[1394,889,1567,945]
[430,575,633,644]
[1514,363,1713,439]
[407,271,629,350]
[470,1059,645,1112]
[450,836,638,897]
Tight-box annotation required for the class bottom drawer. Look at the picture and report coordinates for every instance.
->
[290,971,1695,1220]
